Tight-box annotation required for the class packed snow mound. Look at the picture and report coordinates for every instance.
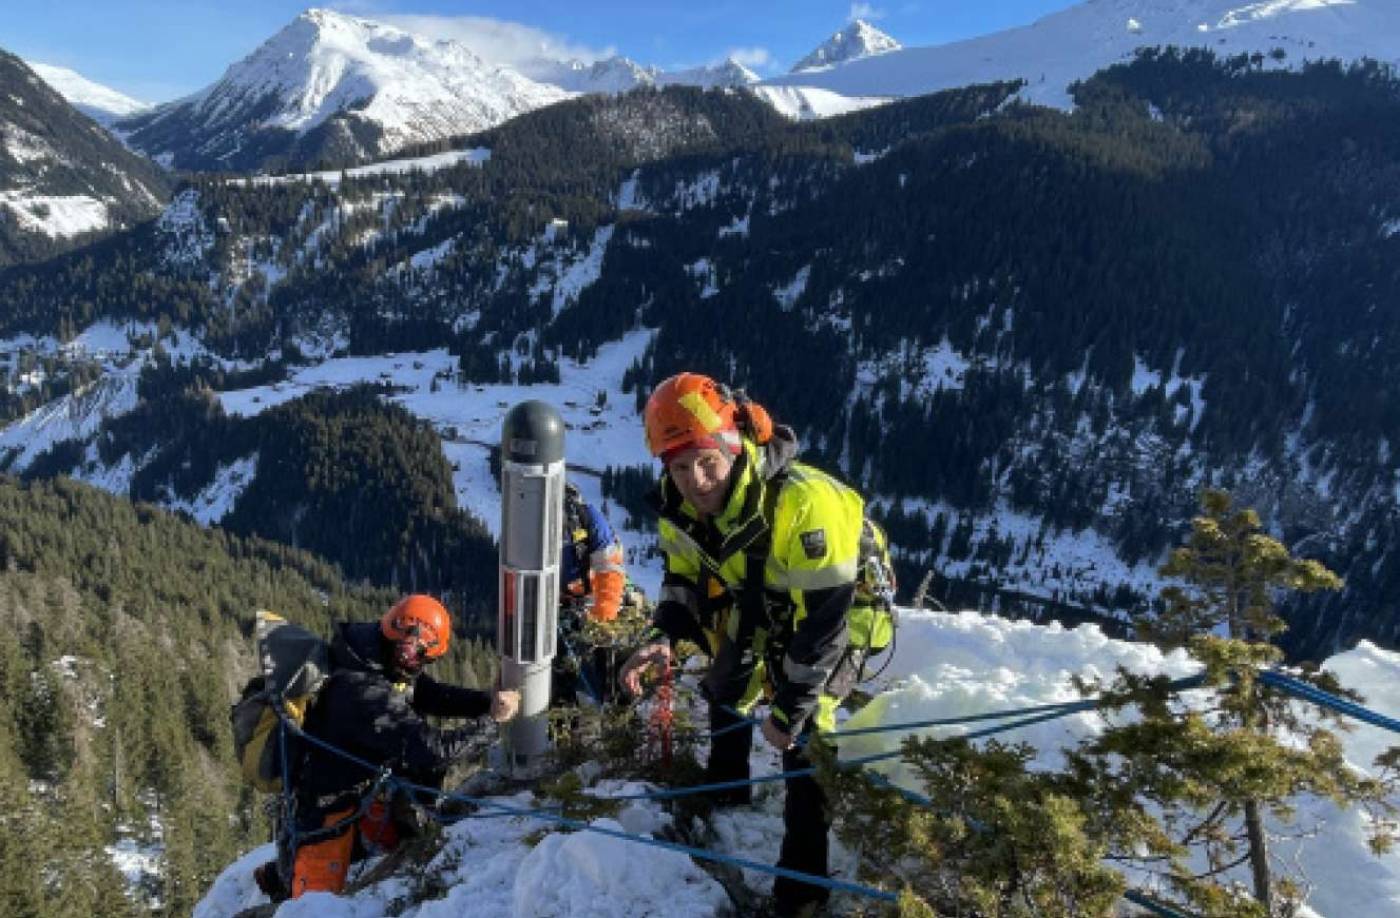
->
[761,0,1400,110]
[196,609,1400,916]
[24,61,151,125]
[792,19,902,73]
[135,8,568,148]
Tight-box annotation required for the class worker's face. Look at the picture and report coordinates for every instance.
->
[390,635,431,677]
[666,446,735,517]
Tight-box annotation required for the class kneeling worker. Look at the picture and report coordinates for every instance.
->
[283,594,518,899]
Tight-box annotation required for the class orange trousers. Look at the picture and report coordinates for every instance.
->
[290,799,400,897]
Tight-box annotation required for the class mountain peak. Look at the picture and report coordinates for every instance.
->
[118,9,568,171]
[791,19,901,73]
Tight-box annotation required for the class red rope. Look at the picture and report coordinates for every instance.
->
[649,657,674,769]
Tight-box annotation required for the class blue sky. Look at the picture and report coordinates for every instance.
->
[7,0,1076,102]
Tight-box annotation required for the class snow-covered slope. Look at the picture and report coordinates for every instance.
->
[747,84,890,120]
[194,609,1400,917]
[24,61,151,126]
[791,19,901,73]
[762,0,1400,109]
[117,8,569,172]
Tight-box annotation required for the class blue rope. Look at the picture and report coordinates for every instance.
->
[594,699,1103,804]
[708,704,762,739]
[831,674,1209,741]
[391,776,899,904]
[1122,888,1198,918]
[1259,670,1400,734]
[595,689,1127,804]
[831,698,1095,739]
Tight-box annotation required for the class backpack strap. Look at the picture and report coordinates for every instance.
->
[735,470,787,644]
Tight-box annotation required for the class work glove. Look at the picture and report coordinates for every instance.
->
[491,688,520,723]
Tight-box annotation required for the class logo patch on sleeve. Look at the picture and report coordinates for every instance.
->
[799,529,827,560]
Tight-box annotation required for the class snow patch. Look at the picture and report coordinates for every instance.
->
[617,172,645,211]
[718,213,750,238]
[164,454,259,525]
[772,265,810,311]
[0,373,139,472]
[249,148,491,187]
[0,192,109,238]
[747,85,891,120]
[544,226,615,318]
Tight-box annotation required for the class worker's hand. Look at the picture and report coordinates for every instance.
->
[619,640,672,697]
[490,688,520,723]
[761,715,795,752]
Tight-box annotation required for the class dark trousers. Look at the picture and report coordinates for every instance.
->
[706,701,755,806]
[773,739,832,912]
[706,702,832,912]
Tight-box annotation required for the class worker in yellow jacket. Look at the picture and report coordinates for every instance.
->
[620,372,865,917]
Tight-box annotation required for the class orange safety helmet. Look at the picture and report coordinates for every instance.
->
[380,594,452,661]
[644,373,773,461]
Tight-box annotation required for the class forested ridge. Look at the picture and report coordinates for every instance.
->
[20,381,500,627]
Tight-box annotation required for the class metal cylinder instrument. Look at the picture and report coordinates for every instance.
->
[497,400,566,774]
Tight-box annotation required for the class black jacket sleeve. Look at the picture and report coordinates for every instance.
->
[649,572,708,646]
[411,672,492,719]
[771,582,854,734]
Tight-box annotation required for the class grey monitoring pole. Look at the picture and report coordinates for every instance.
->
[497,400,566,775]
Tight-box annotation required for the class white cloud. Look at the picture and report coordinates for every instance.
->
[849,2,887,21]
[724,46,773,69]
[373,13,616,70]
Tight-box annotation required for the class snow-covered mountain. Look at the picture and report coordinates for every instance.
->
[0,50,167,264]
[116,8,570,172]
[193,608,1400,917]
[525,54,757,95]
[791,19,901,73]
[24,61,151,126]
[762,0,1400,109]
[659,58,759,89]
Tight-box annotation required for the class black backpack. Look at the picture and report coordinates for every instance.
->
[229,611,334,793]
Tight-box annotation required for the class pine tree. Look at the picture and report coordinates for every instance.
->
[1066,489,1397,915]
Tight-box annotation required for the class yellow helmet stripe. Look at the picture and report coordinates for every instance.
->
[679,390,724,432]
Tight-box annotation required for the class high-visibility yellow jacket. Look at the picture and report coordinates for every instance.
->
[648,428,864,733]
